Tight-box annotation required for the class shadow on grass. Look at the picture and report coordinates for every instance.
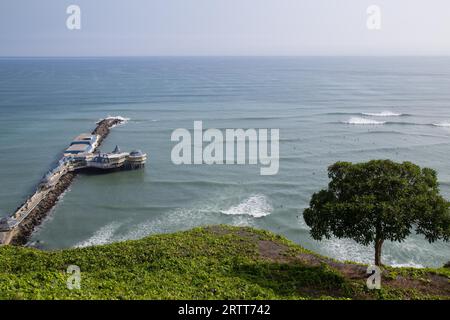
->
[233,261,353,299]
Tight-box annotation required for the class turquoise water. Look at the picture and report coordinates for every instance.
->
[1,57,450,267]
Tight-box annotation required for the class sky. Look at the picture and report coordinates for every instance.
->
[0,0,449,56]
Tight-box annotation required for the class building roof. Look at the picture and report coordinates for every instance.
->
[70,141,91,145]
[130,150,144,156]
[66,144,91,153]
[91,152,128,161]
[73,133,95,141]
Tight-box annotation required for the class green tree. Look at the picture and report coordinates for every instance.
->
[303,160,450,266]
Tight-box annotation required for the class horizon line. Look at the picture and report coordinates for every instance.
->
[1,54,450,59]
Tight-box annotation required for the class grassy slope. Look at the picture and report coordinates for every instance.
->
[0,225,449,300]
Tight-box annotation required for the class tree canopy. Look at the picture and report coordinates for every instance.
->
[303,160,450,266]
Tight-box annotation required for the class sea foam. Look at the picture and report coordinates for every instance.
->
[74,222,121,248]
[432,122,450,127]
[362,111,402,117]
[104,115,130,122]
[220,194,272,218]
[344,117,386,125]
[97,115,131,126]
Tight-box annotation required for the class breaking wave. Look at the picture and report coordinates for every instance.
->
[220,194,273,218]
[72,194,272,246]
[343,117,386,125]
[104,115,130,122]
[74,222,122,248]
[323,111,408,117]
[97,115,131,127]
[361,111,403,117]
[432,122,450,127]
[390,262,425,268]
[344,118,450,127]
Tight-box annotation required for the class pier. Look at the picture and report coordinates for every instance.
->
[0,117,147,246]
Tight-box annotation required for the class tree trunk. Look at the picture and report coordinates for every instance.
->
[374,238,384,266]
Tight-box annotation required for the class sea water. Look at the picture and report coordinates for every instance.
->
[0,57,449,267]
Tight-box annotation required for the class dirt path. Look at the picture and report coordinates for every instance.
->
[257,236,450,298]
[208,226,450,299]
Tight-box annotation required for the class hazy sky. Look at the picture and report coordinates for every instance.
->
[1,0,449,56]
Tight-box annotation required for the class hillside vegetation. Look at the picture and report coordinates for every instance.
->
[0,225,449,300]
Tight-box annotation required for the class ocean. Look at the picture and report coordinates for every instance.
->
[1,57,449,267]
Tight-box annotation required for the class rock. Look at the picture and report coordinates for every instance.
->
[9,118,123,246]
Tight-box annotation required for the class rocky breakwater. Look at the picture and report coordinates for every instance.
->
[1,117,124,246]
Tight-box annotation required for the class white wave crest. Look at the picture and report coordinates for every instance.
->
[390,262,424,268]
[105,115,130,122]
[344,117,386,125]
[362,111,402,117]
[97,115,130,126]
[74,222,122,248]
[119,208,210,241]
[220,194,272,218]
[432,122,450,127]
